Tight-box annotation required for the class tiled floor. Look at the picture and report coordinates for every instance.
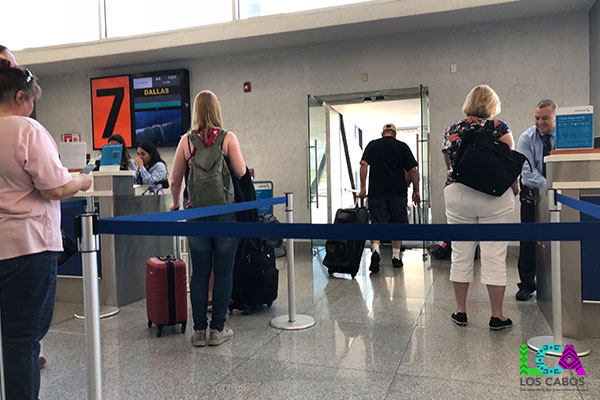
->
[40,245,598,399]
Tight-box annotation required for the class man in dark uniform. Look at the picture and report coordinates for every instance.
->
[359,123,421,272]
[515,99,557,300]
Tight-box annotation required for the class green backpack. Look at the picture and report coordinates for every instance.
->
[187,129,234,208]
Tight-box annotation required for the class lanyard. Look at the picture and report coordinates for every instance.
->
[537,130,552,154]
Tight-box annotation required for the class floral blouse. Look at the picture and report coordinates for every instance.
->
[442,116,511,185]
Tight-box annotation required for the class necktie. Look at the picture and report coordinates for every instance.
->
[541,134,552,177]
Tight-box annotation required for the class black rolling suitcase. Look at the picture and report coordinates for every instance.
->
[323,199,369,278]
[230,239,279,314]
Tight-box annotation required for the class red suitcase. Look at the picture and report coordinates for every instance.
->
[146,255,187,337]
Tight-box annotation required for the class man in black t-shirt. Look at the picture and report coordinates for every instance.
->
[359,123,421,272]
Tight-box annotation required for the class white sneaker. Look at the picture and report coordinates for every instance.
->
[208,327,234,346]
[191,330,207,347]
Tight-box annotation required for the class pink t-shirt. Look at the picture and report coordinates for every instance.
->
[0,116,72,260]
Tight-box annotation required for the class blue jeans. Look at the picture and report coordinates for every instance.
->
[188,214,238,331]
[0,251,57,400]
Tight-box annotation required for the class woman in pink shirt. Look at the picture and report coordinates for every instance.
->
[0,59,92,399]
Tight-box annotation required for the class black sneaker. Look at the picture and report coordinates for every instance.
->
[451,312,467,326]
[369,252,380,273]
[489,317,513,330]
[392,257,403,268]
[515,288,533,301]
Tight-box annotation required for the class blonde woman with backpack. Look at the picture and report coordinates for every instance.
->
[169,90,246,346]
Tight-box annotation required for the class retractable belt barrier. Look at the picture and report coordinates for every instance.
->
[97,195,600,241]
[61,199,87,210]
[555,193,600,220]
[61,191,599,400]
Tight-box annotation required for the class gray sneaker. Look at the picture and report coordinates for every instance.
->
[208,326,234,346]
[191,330,207,347]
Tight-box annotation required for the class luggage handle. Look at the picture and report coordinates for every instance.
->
[170,207,182,259]
[172,237,182,260]
[354,196,366,208]
[344,188,366,208]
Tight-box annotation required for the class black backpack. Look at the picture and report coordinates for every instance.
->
[452,127,528,196]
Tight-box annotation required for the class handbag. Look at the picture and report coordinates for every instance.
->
[58,230,78,266]
[451,128,528,196]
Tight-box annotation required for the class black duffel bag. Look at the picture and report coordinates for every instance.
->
[452,128,528,196]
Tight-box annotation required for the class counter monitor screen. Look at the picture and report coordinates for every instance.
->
[131,69,190,146]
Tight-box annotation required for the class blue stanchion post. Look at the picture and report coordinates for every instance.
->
[270,193,316,330]
[75,197,103,400]
[527,189,590,357]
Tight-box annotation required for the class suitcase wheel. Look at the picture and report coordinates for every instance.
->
[156,325,163,338]
[181,321,187,334]
[351,273,357,279]
[266,302,273,307]
[228,305,234,314]
[147,319,152,328]
[328,269,334,276]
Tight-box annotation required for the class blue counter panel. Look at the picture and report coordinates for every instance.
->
[60,200,102,277]
[580,196,600,301]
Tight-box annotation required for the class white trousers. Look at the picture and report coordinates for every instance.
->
[444,183,515,286]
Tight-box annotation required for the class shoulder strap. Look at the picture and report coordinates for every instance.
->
[187,131,193,155]
[188,131,201,153]
[214,129,227,150]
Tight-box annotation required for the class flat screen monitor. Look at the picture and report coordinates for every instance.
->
[131,69,190,146]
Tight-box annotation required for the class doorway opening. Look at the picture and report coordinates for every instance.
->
[308,87,431,250]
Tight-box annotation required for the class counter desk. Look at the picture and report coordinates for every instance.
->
[537,152,600,338]
[59,170,173,309]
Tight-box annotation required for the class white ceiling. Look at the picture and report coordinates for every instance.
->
[16,0,596,77]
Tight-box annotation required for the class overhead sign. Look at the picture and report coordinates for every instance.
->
[91,75,132,150]
[556,106,594,150]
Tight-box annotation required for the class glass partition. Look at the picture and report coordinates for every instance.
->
[105,0,232,38]
[238,0,371,19]
[5,0,378,50]
[1,0,99,50]
[308,96,329,229]
[419,85,431,248]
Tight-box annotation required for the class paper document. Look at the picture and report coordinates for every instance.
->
[59,142,87,169]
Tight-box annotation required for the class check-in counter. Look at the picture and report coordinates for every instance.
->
[59,170,173,308]
[537,152,600,338]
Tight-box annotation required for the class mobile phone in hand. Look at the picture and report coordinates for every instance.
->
[80,162,96,175]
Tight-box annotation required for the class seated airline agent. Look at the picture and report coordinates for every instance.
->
[134,141,168,194]
[108,133,137,171]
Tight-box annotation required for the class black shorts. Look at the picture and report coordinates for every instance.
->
[368,194,408,224]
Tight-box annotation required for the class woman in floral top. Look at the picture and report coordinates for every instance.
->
[441,85,517,331]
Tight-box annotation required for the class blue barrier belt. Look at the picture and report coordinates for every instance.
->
[96,193,600,241]
[98,220,600,241]
[60,199,87,210]
[556,193,600,220]
[105,196,286,222]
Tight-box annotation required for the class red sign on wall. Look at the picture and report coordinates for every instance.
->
[91,75,132,150]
